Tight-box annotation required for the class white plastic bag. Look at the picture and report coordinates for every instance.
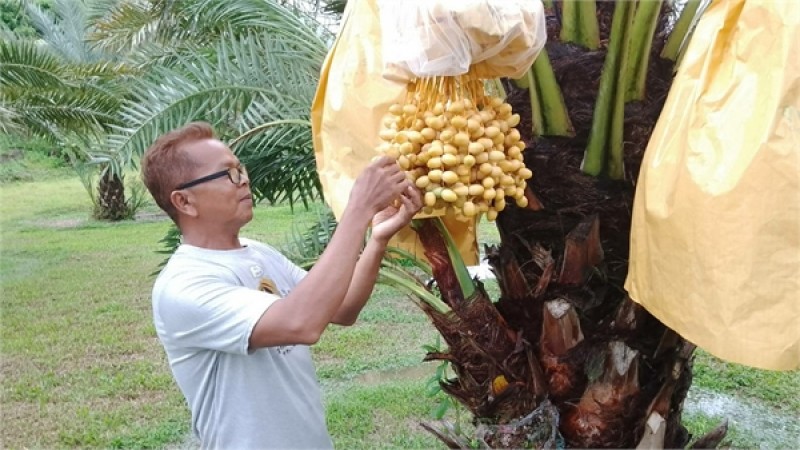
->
[378,0,547,80]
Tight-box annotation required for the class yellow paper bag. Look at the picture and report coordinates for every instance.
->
[625,0,800,370]
[311,0,481,265]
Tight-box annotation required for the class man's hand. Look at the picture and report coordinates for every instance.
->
[371,185,423,244]
[348,156,412,219]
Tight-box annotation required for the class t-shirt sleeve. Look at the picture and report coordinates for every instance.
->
[280,252,307,286]
[154,272,279,355]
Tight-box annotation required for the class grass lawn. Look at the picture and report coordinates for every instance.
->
[1,164,798,448]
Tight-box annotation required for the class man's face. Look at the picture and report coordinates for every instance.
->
[179,138,253,228]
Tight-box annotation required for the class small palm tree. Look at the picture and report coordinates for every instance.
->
[92,0,332,207]
[1,0,135,220]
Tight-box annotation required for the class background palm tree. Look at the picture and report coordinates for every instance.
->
[1,0,137,220]
[89,0,333,208]
[3,0,338,217]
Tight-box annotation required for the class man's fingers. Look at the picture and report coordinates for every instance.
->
[370,155,395,168]
[387,169,406,184]
[397,186,423,215]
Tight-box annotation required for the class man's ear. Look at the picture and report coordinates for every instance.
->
[170,190,198,218]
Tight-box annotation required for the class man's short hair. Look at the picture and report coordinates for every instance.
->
[141,122,215,222]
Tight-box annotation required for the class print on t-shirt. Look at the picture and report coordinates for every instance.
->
[258,277,279,296]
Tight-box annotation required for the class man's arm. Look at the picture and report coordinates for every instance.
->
[331,186,422,325]
[328,237,387,326]
[248,157,411,349]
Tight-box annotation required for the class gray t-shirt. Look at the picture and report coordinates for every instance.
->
[152,238,333,449]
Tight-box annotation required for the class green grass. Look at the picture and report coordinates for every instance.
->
[1,176,188,448]
[692,350,800,411]
[0,134,75,183]
[685,350,800,448]
[682,412,761,449]
[314,286,440,382]
[325,379,445,450]
[1,164,798,449]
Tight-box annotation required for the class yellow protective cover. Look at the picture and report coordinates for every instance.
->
[625,0,799,370]
[310,0,480,265]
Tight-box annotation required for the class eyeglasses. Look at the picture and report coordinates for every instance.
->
[176,165,248,190]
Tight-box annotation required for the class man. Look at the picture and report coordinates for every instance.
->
[141,122,421,448]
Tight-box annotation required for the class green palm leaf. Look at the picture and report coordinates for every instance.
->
[0,38,65,88]
[90,0,333,55]
[90,0,183,54]
[234,124,321,205]
[0,103,21,135]
[107,29,324,205]
[4,84,121,124]
[279,205,338,270]
[188,0,333,45]
[24,0,99,63]
[322,0,346,15]
[0,37,124,140]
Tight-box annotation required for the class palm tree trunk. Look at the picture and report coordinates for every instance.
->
[492,2,694,445]
[95,170,130,221]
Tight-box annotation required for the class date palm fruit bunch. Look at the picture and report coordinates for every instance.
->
[377,74,532,221]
